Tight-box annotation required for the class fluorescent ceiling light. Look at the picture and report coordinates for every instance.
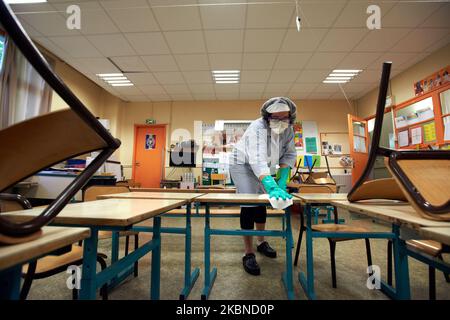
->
[216,81,239,84]
[5,0,47,3]
[102,76,127,81]
[212,70,240,84]
[107,80,131,84]
[111,83,134,87]
[332,69,361,73]
[97,73,123,77]
[213,74,239,77]
[329,73,357,77]
[323,80,347,84]
[214,77,240,81]
[212,70,240,74]
[326,76,352,80]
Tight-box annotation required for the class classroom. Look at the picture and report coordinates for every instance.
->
[0,0,449,304]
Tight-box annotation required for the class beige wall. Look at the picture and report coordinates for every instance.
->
[356,43,450,118]
[118,100,356,179]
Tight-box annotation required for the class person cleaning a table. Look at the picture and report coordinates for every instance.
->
[229,97,297,276]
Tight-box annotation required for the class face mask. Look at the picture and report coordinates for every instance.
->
[269,120,289,134]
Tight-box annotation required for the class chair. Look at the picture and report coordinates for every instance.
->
[347,62,450,220]
[386,239,449,300]
[0,194,108,300]
[83,186,140,277]
[0,3,121,241]
[293,186,373,288]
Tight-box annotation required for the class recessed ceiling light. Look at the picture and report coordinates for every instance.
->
[107,80,131,84]
[102,76,127,81]
[323,69,361,84]
[97,73,123,77]
[111,83,134,87]
[212,70,240,84]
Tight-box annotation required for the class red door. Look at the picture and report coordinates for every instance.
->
[348,114,369,186]
[132,125,166,188]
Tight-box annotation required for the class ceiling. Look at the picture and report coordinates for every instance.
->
[10,0,450,102]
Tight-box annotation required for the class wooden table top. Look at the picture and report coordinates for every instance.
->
[419,227,450,246]
[194,193,301,204]
[98,192,205,201]
[131,187,236,194]
[332,200,450,231]
[293,193,348,203]
[4,198,186,227]
[0,226,90,270]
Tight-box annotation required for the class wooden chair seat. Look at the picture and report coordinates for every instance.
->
[22,245,107,275]
[312,224,370,242]
[406,239,443,257]
[0,230,43,245]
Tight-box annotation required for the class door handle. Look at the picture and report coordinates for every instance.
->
[135,162,140,167]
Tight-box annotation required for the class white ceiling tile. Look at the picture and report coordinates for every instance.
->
[268,70,299,83]
[391,28,450,53]
[174,54,210,71]
[125,73,158,85]
[273,53,312,70]
[124,95,151,102]
[313,84,341,94]
[153,72,186,85]
[424,34,450,53]
[246,3,294,28]
[240,83,266,93]
[110,85,143,95]
[33,37,69,60]
[17,18,43,37]
[52,2,119,35]
[208,53,242,69]
[193,93,216,101]
[125,32,170,55]
[298,2,347,28]
[170,93,194,101]
[352,69,383,84]
[215,84,239,94]
[244,29,286,52]
[153,6,202,31]
[11,3,54,13]
[287,92,310,100]
[264,83,290,94]
[296,70,329,83]
[242,53,277,70]
[137,84,167,94]
[141,55,179,72]
[188,83,215,94]
[20,12,79,36]
[87,34,136,56]
[105,7,159,32]
[341,83,374,94]
[164,31,206,54]
[280,29,328,52]
[337,52,382,69]
[289,83,318,93]
[110,56,148,72]
[147,93,171,101]
[99,0,149,9]
[240,92,262,100]
[241,70,271,83]
[216,93,239,100]
[333,2,395,28]
[305,52,346,69]
[47,36,102,58]
[355,28,412,52]
[368,53,418,71]
[200,5,246,29]
[317,29,368,52]
[148,0,196,6]
[204,30,244,53]
[307,92,333,99]
[164,84,191,94]
[70,57,120,74]
[421,3,450,28]
[183,72,213,84]
[382,2,441,28]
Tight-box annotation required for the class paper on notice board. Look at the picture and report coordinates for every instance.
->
[411,127,422,145]
[445,122,450,141]
[398,130,409,147]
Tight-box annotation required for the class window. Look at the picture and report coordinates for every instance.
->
[0,35,5,71]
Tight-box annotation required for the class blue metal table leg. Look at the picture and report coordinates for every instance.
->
[201,203,217,300]
[150,216,161,300]
[110,231,120,287]
[299,204,316,300]
[80,228,99,300]
[282,215,286,239]
[0,265,22,300]
[392,224,411,300]
[180,203,200,300]
[282,207,295,300]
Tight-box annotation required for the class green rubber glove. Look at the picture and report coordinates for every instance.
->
[261,175,292,200]
[276,167,290,191]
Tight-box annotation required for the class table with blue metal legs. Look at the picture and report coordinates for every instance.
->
[4,198,186,300]
[97,192,205,299]
[330,200,450,300]
[194,193,296,300]
[0,226,90,300]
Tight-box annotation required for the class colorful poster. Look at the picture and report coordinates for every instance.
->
[304,155,313,169]
[305,137,317,153]
[293,122,303,149]
[312,155,321,167]
[414,65,450,96]
[423,122,436,142]
[145,134,156,150]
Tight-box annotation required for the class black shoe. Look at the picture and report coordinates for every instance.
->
[242,253,260,276]
[257,241,277,258]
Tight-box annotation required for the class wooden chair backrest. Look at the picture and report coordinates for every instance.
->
[0,110,107,192]
[83,186,130,202]
[297,184,337,194]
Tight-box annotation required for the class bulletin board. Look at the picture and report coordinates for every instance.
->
[319,132,350,156]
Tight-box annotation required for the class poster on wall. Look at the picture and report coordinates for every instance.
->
[145,134,156,150]
[293,122,303,149]
[414,65,450,96]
